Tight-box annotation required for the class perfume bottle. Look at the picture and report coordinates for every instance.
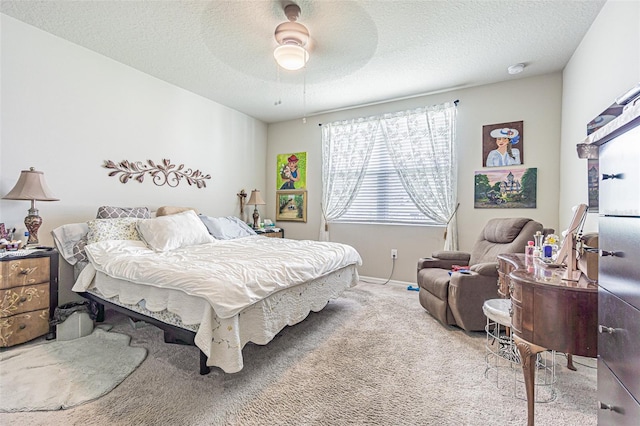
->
[525,240,535,266]
[533,231,544,251]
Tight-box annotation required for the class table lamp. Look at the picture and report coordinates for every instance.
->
[2,167,59,245]
[246,189,266,229]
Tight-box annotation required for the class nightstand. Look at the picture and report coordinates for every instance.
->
[0,249,59,347]
[255,228,284,238]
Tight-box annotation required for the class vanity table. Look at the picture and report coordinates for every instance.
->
[497,253,598,426]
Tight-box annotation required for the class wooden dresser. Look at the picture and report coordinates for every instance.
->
[0,250,59,347]
[581,101,640,425]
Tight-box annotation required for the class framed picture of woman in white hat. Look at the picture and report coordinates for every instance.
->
[482,121,524,167]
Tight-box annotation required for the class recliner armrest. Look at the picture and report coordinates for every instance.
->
[418,258,454,270]
[417,255,469,270]
[469,262,499,277]
[431,251,471,262]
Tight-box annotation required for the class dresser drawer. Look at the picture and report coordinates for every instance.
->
[0,282,49,318]
[598,217,640,309]
[598,358,640,426]
[599,124,640,216]
[497,271,508,297]
[509,299,523,336]
[0,309,50,347]
[0,257,51,289]
[509,277,523,303]
[598,287,640,399]
[261,231,283,238]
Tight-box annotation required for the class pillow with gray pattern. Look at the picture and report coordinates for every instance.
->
[96,206,150,219]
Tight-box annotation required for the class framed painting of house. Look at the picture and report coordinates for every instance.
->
[482,121,524,167]
[276,190,307,222]
[474,168,537,208]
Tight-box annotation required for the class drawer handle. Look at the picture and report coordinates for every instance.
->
[598,401,613,410]
[19,296,27,303]
[599,250,620,257]
[19,269,30,275]
[601,173,624,180]
[598,401,619,412]
[598,325,616,334]
[19,324,26,330]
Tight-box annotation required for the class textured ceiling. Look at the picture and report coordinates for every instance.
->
[1,0,606,123]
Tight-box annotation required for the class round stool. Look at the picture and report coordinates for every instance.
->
[483,299,519,391]
[483,298,512,329]
[483,298,557,402]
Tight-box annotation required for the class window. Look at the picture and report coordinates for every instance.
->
[335,128,437,225]
[321,102,457,230]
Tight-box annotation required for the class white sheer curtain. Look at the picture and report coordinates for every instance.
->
[379,102,459,250]
[320,118,379,241]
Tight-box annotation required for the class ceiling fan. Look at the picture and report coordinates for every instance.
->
[273,4,310,71]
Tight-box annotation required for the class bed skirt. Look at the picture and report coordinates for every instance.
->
[81,264,359,373]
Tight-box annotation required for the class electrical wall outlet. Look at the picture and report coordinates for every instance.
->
[391,249,398,259]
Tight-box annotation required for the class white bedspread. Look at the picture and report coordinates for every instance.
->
[74,236,362,319]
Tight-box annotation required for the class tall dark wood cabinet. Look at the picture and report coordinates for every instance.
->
[584,101,640,425]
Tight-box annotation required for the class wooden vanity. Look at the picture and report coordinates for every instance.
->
[497,253,598,425]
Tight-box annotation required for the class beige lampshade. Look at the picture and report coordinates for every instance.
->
[2,167,59,201]
[246,189,266,206]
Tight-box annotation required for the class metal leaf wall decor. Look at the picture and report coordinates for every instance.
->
[104,159,211,188]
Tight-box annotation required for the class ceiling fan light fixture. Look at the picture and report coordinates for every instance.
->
[274,44,309,71]
[273,3,310,71]
[274,21,309,46]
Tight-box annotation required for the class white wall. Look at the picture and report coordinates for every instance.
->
[560,0,640,232]
[268,73,562,283]
[0,15,268,302]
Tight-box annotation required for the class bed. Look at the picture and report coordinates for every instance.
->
[52,207,361,374]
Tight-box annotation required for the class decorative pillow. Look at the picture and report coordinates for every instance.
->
[87,218,142,244]
[136,210,215,252]
[96,206,150,219]
[72,236,89,263]
[156,206,199,217]
[199,215,257,240]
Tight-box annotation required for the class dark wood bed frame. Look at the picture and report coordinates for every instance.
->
[78,291,211,375]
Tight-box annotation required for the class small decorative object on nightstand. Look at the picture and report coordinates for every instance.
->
[0,249,59,347]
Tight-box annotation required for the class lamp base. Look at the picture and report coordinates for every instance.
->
[24,211,42,245]
[252,207,260,229]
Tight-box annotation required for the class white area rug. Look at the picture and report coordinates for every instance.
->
[0,328,147,412]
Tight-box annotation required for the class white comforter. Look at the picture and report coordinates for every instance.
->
[73,236,362,319]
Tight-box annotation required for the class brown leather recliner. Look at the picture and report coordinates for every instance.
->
[417,217,547,332]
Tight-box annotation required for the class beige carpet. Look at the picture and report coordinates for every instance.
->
[0,283,596,425]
